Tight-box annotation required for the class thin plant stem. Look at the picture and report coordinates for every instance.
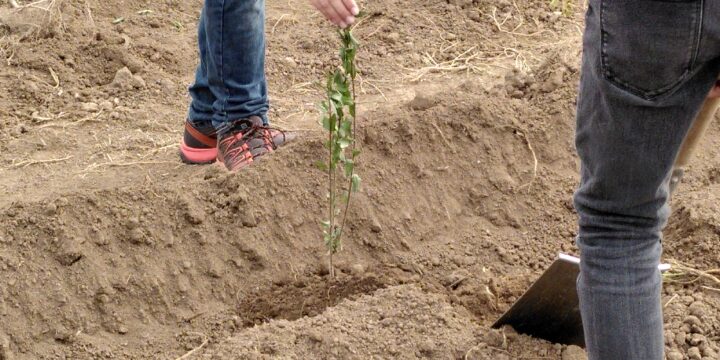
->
[327,90,336,278]
[338,72,357,241]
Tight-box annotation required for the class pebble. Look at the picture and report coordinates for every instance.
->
[350,263,366,276]
[385,32,400,44]
[664,330,675,346]
[483,329,506,349]
[241,211,257,228]
[0,336,10,360]
[688,301,706,317]
[418,339,435,355]
[44,202,58,216]
[99,100,114,111]
[666,350,683,360]
[675,331,687,346]
[281,56,297,68]
[370,219,382,233]
[688,346,702,360]
[561,345,587,360]
[56,238,84,266]
[128,228,144,244]
[80,102,99,112]
[159,79,175,93]
[111,67,146,90]
[684,315,702,327]
[690,334,706,346]
[407,93,438,111]
[429,256,441,266]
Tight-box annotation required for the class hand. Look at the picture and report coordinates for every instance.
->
[709,80,720,99]
[309,0,359,28]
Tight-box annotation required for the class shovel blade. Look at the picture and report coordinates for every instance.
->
[493,254,671,347]
[492,254,585,346]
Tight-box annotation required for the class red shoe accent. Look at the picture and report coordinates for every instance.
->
[180,139,218,164]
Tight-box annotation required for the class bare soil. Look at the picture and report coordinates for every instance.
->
[0,0,718,359]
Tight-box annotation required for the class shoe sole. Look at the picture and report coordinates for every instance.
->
[179,139,217,164]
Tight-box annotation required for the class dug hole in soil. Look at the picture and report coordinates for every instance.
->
[0,0,719,359]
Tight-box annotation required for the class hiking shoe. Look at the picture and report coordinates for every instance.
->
[217,116,291,172]
[179,119,218,164]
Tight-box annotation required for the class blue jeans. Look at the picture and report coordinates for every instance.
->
[575,1,720,359]
[188,0,269,129]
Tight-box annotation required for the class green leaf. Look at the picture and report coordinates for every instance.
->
[344,160,354,177]
[315,160,328,172]
[334,72,349,92]
[338,138,351,149]
[352,149,361,158]
[341,120,352,135]
[351,174,361,192]
[348,31,359,46]
[342,92,353,106]
[330,91,343,105]
[330,114,338,131]
[338,120,351,138]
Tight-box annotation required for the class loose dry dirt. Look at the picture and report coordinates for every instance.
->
[0,0,718,359]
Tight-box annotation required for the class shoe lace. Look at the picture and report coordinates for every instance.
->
[218,120,286,161]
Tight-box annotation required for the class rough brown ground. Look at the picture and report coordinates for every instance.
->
[0,0,718,359]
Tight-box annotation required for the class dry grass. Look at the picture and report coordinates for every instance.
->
[663,260,720,293]
[9,155,73,168]
[174,332,209,360]
[2,0,66,39]
[399,7,579,82]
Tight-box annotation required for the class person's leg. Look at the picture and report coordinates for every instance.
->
[181,5,220,164]
[575,1,720,359]
[202,0,269,129]
[188,5,216,125]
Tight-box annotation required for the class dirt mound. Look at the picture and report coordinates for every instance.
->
[210,284,565,360]
[662,286,720,360]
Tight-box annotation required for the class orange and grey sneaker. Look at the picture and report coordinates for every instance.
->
[216,116,291,172]
[179,119,218,164]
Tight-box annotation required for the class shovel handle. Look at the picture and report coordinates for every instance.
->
[674,97,720,169]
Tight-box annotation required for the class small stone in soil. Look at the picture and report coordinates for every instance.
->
[483,329,506,349]
[684,315,702,328]
[666,350,683,360]
[687,346,702,360]
[56,238,84,266]
[0,336,10,360]
[561,345,587,360]
[241,211,257,227]
[80,102,99,112]
[370,219,382,233]
[407,92,439,111]
[351,263,366,276]
[44,202,57,216]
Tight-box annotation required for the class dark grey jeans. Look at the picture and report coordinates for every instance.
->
[575,1,720,359]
